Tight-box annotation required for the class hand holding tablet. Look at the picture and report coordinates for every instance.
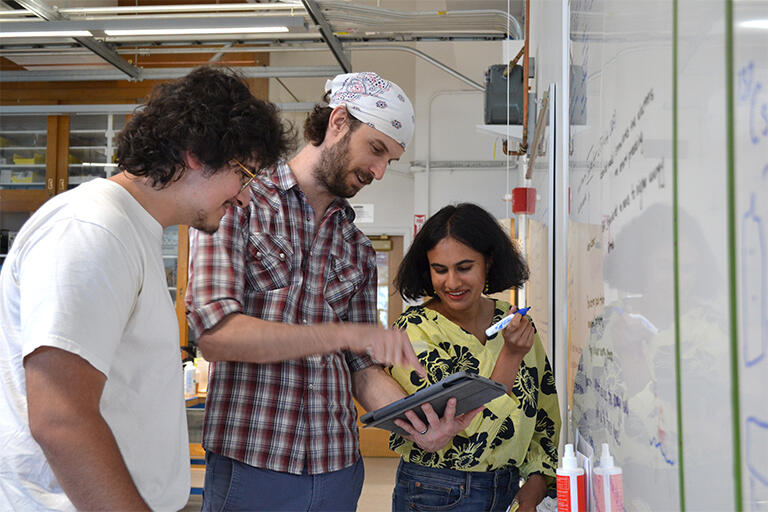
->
[360,372,507,436]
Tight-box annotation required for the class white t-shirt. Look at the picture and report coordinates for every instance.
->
[0,178,189,511]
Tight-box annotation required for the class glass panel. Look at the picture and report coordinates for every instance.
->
[163,225,178,305]
[376,251,389,327]
[0,212,31,273]
[734,1,768,509]
[68,114,126,189]
[0,115,48,191]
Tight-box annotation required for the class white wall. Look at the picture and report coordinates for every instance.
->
[268,38,524,236]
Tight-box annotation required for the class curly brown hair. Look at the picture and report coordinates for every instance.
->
[303,91,361,146]
[116,66,294,189]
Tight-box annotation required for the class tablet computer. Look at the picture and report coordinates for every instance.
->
[360,372,507,436]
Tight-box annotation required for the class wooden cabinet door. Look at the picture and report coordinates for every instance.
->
[0,114,58,212]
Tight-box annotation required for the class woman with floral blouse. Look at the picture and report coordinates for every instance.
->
[387,203,560,512]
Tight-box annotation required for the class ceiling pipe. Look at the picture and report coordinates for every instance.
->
[0,65,342,82]
[43,2,520,39]
[301,0,351,73]
[1,3,520,40]
[349,45,483,91]
[209,42,233,63]
[0,44,485,89]
[0,101,316,115]
[319,2,522,38]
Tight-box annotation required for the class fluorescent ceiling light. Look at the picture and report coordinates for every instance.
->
[0,16,304,38]
[105,26,289,36]
[0,30,92,38]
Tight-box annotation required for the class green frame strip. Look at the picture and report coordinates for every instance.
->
[724,0,743,509]
[671,1,686,510]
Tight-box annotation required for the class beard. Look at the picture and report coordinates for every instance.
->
[190,202,234,235]
[313,130,373,198]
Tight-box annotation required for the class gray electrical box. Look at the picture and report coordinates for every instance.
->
[484,64,527,125]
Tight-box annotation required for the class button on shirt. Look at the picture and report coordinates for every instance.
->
[186,161,377,475]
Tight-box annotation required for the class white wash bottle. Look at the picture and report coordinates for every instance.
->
[556,443,586,512]
[593,443,624,512]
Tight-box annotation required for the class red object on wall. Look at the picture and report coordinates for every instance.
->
[414,214,427,236]
[512,187,536,214]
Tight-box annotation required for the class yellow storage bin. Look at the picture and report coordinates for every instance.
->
[12,153,45,165]
[10,170,34,183]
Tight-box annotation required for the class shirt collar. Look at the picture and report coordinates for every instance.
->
[267,160,298,192]
[267,160,356,221]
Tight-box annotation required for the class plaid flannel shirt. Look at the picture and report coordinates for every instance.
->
[186,161,377,475]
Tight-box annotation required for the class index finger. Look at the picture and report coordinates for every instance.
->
[398,332,426,378]
[502,317,520,334]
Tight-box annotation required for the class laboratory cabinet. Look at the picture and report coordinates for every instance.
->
[0,112,126,209]
[0,111,189,343]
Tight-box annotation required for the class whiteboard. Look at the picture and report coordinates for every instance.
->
[567,2,680,509]
[735,1,768,511]
[565,0,750,510]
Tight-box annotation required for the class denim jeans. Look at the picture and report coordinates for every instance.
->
[392,460,520,512]
[202,451,365,512]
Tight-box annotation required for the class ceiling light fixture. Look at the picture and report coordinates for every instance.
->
[104,26,289,37]
[0,30,92,38]
[0,15,304,39]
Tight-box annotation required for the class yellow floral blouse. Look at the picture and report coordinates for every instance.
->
[388,300,560,485]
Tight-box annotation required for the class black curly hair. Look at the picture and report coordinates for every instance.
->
[395,203,529,301]
[303,91,362,146]
[116,66,294,188]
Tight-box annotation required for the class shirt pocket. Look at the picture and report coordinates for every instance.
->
[323,255,364,320]
[245,233,293,292]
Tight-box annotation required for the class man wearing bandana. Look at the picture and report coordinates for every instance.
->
[187,73,437,510]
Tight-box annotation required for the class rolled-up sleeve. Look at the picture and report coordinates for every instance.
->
[186,206,249,339]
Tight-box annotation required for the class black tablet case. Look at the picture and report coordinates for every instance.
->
[360,372,507,436]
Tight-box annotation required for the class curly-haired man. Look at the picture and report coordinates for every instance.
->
[0,66,292,511]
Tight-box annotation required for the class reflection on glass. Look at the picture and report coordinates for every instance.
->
[376,252,389,327]
[163,226,179,305]
[0,115,48,190]
[68,114,126,189]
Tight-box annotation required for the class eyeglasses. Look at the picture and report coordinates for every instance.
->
[231,158,257,192]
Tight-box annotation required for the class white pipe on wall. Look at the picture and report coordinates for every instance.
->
[426,89,482,215]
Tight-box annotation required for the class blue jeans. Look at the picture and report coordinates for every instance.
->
[392,460,520,512]
[202,452,365,511]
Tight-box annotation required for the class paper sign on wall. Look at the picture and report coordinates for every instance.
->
[351,203,374,224]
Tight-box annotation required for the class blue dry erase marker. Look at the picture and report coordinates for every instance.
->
[484,307,531,338]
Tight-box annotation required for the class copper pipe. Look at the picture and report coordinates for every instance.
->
[504,46,525,76]
[502,0,530,157]
[525,90,550,179]
[520,0,530,154]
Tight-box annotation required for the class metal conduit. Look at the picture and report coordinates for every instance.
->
[348,45,484,91]
[319,2,522,37]
[0,43,486,89]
